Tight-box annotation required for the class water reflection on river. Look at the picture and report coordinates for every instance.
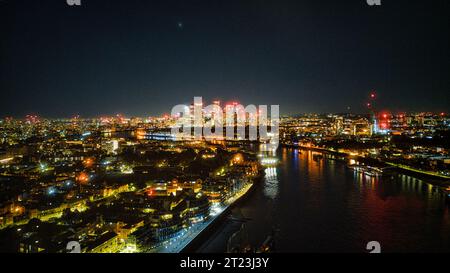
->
[197,147,450,253]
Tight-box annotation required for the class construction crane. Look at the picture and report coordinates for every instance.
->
[366,91,379,134]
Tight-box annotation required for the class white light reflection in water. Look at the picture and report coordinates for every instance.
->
[264,167,279,200]
[259,143,280,200]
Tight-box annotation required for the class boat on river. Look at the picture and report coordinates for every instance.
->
[348,165,396,177]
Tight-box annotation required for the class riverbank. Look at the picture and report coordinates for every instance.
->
[282,144,450,188]
[192,146,450,253]
[179,175,261,253]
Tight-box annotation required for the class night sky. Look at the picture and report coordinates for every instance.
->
[0,0,449,118]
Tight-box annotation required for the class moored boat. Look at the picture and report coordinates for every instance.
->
[348,165,395,177]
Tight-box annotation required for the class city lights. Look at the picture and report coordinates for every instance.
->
[0,0,449,259]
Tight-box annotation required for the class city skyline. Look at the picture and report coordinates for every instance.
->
[1,0,450,257]
[0,108,447,120]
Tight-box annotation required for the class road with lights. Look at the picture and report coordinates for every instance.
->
[143,182,254,253]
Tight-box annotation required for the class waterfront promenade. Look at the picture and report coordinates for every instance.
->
[145,182,254,253]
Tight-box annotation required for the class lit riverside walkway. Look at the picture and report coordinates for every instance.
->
[143,183,253,253]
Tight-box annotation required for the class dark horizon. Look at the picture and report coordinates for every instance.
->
[1,0,449,118]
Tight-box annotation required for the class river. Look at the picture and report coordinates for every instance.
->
[195,147,450,253]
